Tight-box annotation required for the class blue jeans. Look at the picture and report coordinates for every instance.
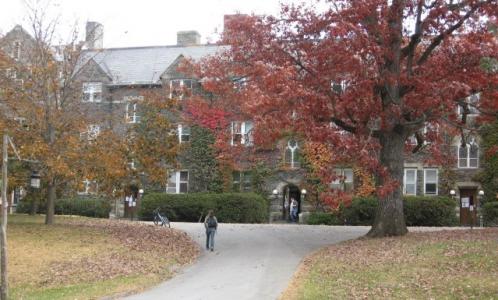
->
[291,209,298,222]
[206,228,216,250]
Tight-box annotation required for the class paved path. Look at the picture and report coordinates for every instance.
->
[125,224,464,300]
[125,223,369,300]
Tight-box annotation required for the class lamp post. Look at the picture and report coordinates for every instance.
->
[478,190,484,227]
[1,135,41,300]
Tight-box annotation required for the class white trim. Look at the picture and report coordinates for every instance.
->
[169,79,193,100]
[458,138,479,169]
[125,103,140,123]
[230,121,253,146]
[166,170,189,194]
[403,169,417,195]
[178,124,190,143]
[423,169,438,195]
[82,82,103,103]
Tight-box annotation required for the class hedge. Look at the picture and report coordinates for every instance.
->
[482,202,498,226]
[16,196,111,218]
[139,192,268,223]
[308,196,458,226]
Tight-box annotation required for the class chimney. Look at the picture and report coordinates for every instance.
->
[85,21,104,49]
[177,31,201,46]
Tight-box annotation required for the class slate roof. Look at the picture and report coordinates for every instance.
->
[79,44,225,85]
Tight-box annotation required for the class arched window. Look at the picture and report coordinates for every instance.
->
[458,137,479,168]
[285,139,300,169]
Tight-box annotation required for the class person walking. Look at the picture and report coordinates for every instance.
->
[290,198,298,223]
[204,210,218,251]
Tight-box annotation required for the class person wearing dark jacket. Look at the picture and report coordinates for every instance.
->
[204,210,218,251]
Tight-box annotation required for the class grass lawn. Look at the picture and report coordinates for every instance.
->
[282,229,498,300]
[8,214,199,300]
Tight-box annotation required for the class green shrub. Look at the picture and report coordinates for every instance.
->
[482,202,498,226]
[139,192,268,223]
[341,197,378,226]
[403,196,458,226]
[307,212,341,225]
[16,196,111,218]
[308,196,457,227]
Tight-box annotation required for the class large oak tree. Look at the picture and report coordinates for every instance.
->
[191,0,498,237]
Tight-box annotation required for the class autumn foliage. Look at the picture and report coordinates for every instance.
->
[188,1,498,236]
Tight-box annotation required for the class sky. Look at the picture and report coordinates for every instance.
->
[0,0,300,48]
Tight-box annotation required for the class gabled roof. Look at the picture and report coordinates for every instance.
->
[79,44,225,85]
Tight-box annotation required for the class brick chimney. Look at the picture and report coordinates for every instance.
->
[177,31,201,46]
[85,21,104,49]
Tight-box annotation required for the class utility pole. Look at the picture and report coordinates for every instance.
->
[1,134,9,300]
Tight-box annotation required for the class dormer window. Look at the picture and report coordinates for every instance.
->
[231,121,253,146]
[82,82,102,103]
[169,79,193,100]
[12,41,21,61]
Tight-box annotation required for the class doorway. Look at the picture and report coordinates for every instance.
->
[460,188,477,226]
[282,185,301,221]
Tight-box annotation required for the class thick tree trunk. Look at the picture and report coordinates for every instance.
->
[367,132,408,237]
[45,181,56,225]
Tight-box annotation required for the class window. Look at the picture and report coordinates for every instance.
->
[331,79,348,94]
[125,103,140,123]
[166,170,189,194]
[178,124,191,143]
[331,168,354,192]
[232,171,252,192]
[12,41,21,60]
[231,121,253,146]
[169,79,193,99]
[458,138,479,168]
[285,139,300,169]
[424,169,438,195]
[81,124,100,141]
[82,82,102,103]
[403,169,417,195]
[458,93,480,116]
[127,159,136,171]
[78,179,98,195]
[5,68,17,79]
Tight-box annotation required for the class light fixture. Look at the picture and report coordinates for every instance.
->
[449,189,456,196]
[30,171,41,189]
[272,189,278,195]
[478,190,484,196]
[301,189,307,195]
[139,189,144,194]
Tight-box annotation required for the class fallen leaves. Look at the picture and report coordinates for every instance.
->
[281,229,498,300]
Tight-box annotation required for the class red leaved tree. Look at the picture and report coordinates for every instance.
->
[189,1,498,237]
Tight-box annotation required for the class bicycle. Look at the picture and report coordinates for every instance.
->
[153,208,170,228]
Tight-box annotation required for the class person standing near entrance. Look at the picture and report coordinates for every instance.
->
[204,210,218,251]
[290,198,298,222]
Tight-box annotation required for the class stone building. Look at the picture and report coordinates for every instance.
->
[0,19,487,225]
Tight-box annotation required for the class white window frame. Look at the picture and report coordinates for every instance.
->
[12,41,21,61]
[169,79,193,100]
[423,169,438,195]
[178,124,191,143]
[458,138,479,169]
[331,79,348,94]
[125,103,140,124]
[77,179,98,195]
[331,168,354,191]
[82,82,103,103]
[166,170,189,194]
[230,121,253,146]
[127,159,136,171]
[403,169,417,195]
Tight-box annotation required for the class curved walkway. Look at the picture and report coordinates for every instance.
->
[125,223,369,300]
